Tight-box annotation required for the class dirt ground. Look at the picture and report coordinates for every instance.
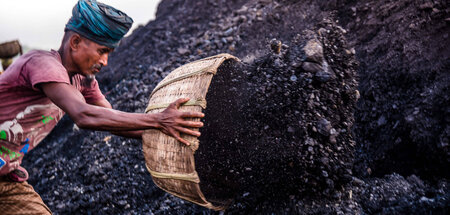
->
[22,0,449,214]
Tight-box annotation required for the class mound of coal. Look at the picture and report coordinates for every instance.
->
[20,0,448,214]
[336,0,450,179]
[196,22,358,205]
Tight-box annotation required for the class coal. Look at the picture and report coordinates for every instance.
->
[345,0,450,180]
[193,21,358,206]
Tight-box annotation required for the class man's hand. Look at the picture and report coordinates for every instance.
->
[156,98,204,145]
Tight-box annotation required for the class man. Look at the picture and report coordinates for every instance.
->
[0,0,204,214]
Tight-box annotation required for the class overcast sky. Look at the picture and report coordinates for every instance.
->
[0,0,160,50]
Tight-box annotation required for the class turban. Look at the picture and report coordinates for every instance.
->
[65,0,133,48]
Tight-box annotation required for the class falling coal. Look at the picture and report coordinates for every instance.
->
[195,21,359,204]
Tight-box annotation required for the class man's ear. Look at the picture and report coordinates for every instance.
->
[69,33,82,51]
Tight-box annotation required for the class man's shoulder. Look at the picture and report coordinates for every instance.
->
[7,49,62,73]
[24,50,66,74]
[0,50,54,84]
[16,50,69,89]
[24,50,61,63]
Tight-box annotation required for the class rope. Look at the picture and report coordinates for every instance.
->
[145,163,200,183]
[145,163,228,210]
[150,66,214,98]
[145,98,207,113]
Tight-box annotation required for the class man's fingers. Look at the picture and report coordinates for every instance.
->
[177,137,191,146]
[170,131,191,145]
[181,111,205,118]
[160,98,205,146]
[179,121,203,128]
[175,126,201,137]
[174,98,190,109]
[165,128,191,145]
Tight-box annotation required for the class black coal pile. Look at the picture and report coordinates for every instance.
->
[196,21,358,207]
[338,0,450,180]
[21,0,449,214]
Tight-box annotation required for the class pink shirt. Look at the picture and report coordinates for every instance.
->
[0,50,105,175]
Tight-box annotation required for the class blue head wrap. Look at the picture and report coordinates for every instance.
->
[65,0,133,48]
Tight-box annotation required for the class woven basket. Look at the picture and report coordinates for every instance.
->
[143,53,239,211]
[0,40,22,59]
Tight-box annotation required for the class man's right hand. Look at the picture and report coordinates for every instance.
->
[156,98,204,145]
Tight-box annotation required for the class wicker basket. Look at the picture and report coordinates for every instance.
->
[0,40,22,59]
[143,53,239,211]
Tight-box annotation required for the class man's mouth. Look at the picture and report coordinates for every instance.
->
[92,64,102,74]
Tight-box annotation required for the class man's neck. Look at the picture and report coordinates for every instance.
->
[58,47,78,77]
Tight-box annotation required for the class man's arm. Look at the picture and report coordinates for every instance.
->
[91,97,144,139]
[39,82,204,145]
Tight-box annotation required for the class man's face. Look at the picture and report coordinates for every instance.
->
[72,37,113,78]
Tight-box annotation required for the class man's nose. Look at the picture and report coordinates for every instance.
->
[99,54,108,66]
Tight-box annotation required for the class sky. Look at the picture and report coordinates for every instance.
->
[0,0,161,50]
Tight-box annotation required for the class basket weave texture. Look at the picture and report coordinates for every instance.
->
[0,40,22,59]
[143,53,239,211]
